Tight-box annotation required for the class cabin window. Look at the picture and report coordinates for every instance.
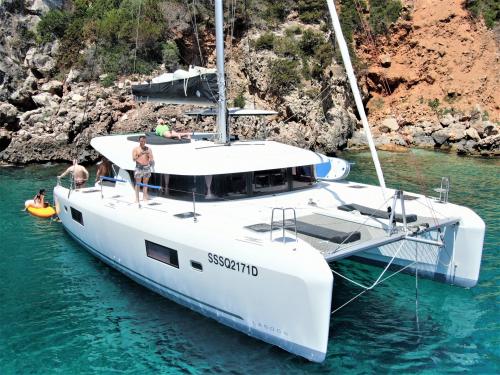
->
[211,172,248,198]
[125,164,316,202]
[145,240,179,268]
[191,260,203,271]
[291,165,315,190]
[70,207,84,225]
[253,168,288,195]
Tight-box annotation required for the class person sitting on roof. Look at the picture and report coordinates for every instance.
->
[155,118,191,140]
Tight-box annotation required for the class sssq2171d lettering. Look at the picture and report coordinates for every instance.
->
[208,252,258,276]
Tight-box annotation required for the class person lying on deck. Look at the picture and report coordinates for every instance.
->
[155,118,191,140]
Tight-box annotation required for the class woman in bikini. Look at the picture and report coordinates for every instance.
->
[24,189,46,209]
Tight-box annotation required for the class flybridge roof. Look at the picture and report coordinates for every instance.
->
[91,134,328,176]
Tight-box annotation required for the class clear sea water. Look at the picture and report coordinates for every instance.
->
[0,150,498,374]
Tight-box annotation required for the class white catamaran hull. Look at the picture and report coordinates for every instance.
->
[54,185,333,362]
[53,169,484,361]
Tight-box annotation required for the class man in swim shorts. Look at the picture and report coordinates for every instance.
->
[58,159,89,189]
[132,135,154,202]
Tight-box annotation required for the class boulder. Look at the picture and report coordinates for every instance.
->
[0,102,18,124]
[25,0,50,14]
[439,113,454,127]
[40,80,63,96]
[380,117,399,132]
[465,127,480,141]
[455,139,477,155]
[32,92,60,107]
[447,123,466,141]
[24,43,58,77]
[0,129,11,152]
[380,54,391,68]
[413,134,435,148]
[477,134,500,155]
[66,69,81,84]
[432,129,450,145]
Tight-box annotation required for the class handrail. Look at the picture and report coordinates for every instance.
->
[100,176,127,183]
[136,182,161,190]
[100,176,127,198]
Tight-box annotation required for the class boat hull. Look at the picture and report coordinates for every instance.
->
[54,186,334,362]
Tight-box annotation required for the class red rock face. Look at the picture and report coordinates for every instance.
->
[358,0,499,124]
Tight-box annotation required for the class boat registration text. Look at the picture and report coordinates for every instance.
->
[208,252,259,276]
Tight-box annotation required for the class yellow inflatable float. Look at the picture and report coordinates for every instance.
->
[25,201,56,218]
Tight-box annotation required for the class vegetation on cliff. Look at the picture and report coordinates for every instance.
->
[465,0,499,28]
[37,0,178,78]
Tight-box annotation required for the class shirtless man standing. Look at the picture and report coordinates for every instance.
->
[58,159,89,189]
[132,135,154,202]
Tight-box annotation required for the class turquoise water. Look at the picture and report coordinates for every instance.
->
[0,150,498,374]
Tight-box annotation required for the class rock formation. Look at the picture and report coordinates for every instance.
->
[0,0,498,166]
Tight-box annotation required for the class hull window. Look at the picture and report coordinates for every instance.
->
[70,207,84,226]
[190,260,203,271]
[145,240,179,268]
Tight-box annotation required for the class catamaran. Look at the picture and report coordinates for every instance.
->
[53,0,485,362]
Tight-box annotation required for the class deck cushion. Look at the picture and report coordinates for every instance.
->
[338,203,417,223]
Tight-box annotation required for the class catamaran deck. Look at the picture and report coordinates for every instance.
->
[75,178,461,267]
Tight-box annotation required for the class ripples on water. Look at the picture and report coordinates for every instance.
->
[0,151,498,374]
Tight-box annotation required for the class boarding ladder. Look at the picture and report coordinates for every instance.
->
[434,177,450,203]
[270,207,297,243]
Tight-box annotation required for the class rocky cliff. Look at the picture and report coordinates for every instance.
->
[0,0,498,165]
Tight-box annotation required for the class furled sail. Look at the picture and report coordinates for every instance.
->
[131,66,218,105]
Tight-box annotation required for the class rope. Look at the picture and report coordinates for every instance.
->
[132,0,142,74]
[331,240,418,314]
[352,0,393,97]
[185,0,205,66]
[415,241,420,336]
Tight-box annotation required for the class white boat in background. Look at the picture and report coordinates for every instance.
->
[53,0,485,362]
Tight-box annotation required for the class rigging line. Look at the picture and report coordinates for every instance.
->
[331,258,419,314]
[280,84,337,125]
[229,0,236,52]
[407,149,441,228]
[332,238,407,289]
[352,0,392,97]
[133,0,142,74]
[185,0,204,67]
[415,241,421,337]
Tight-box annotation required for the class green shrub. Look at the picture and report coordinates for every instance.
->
[298,0,326,24]
[233,92,246,108]
[284,25,302,37]
[428,98,440,111]
[338,0,366,60]
[273,36,300,58]
[101,73,116,87]
[37,9,69,43]
[37,0,169,76]
[466,0,499,28]
[255,32,275,51]
[265,1,290,23]
[269,58,300,95]
[369,0,402,35]
[299,29,324,56]
[162,41,180,69]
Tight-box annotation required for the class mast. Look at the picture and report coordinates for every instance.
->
[215,0,228,144]
[326,0,387,191]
